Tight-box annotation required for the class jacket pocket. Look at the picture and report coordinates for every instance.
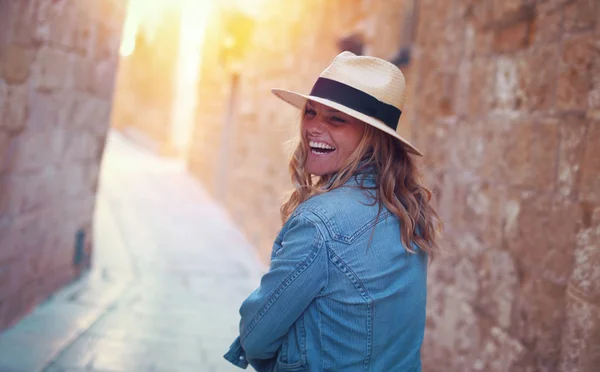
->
[275,359,307,372]
[276,316,308,371]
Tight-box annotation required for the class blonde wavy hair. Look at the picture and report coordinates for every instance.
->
[281,111,443,259]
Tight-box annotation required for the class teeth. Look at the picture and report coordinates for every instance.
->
[309,140,335,150]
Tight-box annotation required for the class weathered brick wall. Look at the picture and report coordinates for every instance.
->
[413,0,599,370]
[188,0,599,370]
[0,0,125,330]
[110,6,181,156]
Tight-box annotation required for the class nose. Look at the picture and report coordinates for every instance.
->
[305,117,326,135]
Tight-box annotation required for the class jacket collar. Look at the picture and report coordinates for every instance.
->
[323,160,378,190]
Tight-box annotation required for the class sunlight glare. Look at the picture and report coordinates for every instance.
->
[119,0,213,57]
[233,0,266,17]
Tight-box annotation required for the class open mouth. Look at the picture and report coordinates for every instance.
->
[309,140,336,155]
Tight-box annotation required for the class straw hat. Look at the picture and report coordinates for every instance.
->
[272,51,422,156]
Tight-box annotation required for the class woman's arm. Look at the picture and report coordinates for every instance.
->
[224,213,328,367]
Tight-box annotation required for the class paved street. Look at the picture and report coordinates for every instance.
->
[0,130,266,372]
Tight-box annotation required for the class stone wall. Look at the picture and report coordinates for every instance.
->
[188,0,599,370]
[0,0,125,330]
[414,0,599,370]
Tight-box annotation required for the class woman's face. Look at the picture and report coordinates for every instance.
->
[302,100,366,176]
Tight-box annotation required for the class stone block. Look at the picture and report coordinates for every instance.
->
[445,119,486,175]
[474,30,494,57]
[465,0,494,29]
[463,182,505,247]
[39,265,76,301]
[1,45,34,83]
[95,0,127,29]
[32,47,72,92]
[510,119,560,188]
[481,117,560,190]
[73,2,94,52]
[90,58,119,100]
[580,118,600,202]
[476,326,526,372]
[468,58,496,117]
[511,278,567,370]
[455,62,473,116]
[56,163,98,197]
[0,263,11,296]
[504,192,579,284]
[8,127,65,171]
[1,211,52,261]
[1,84,29,133]
[0,133,10,173]
[94,22,118,61]
[71,55,94,94]
[559,290,600,371]
[69,94,112,136]
[477,249,519,329]
[86,162,100,194]
[452,231,488,260]
[557,113,589,200]
[2,171,56,216]
[0,292,21,329]
[28,91,71,131]
[517,44,560,112]
[0,258,27,301]
[17,279,44,317]
[454,257,480,304]
[36,0,73,47]
[493,21,531,54]
[62,132,95,162]
[6,0,38,47]
[424,286,481,370]
[570,205,600,301]
[494,57,520,111]
[0,82,6,126]
[537,0,574,14]
[439,22,467,72]
[533,8,563,44]
[0,2,12,49]
[557,33,597,110]
[563,0,597,33]
[0,174,8,218]
[492,0,527,23]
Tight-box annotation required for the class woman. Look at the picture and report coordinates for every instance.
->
[224,51,441,371]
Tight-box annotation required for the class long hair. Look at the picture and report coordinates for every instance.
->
[280,110,443,259]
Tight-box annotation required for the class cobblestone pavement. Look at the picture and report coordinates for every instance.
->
[0,130,266,372]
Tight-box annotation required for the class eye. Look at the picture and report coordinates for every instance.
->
[330,116,347,123]
[304,108,316,118]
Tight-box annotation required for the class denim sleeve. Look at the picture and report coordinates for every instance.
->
[231,214,328,362]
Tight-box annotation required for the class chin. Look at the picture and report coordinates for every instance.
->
[309,170,328,177]
[305,156,340,177]
[306,165,336,177]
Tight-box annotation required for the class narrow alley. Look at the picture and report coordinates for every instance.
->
[0,131,265,372]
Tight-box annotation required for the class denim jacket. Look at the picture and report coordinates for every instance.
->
[224,173,428,371]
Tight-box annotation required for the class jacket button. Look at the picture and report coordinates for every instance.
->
[239,356,245,361]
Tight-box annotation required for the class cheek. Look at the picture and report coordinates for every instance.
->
[338,125,365,153]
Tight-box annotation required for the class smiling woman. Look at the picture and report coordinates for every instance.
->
[302,101,366,175]
[224,51,443,371]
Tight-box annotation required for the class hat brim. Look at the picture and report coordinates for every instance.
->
[271,88,423,157]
